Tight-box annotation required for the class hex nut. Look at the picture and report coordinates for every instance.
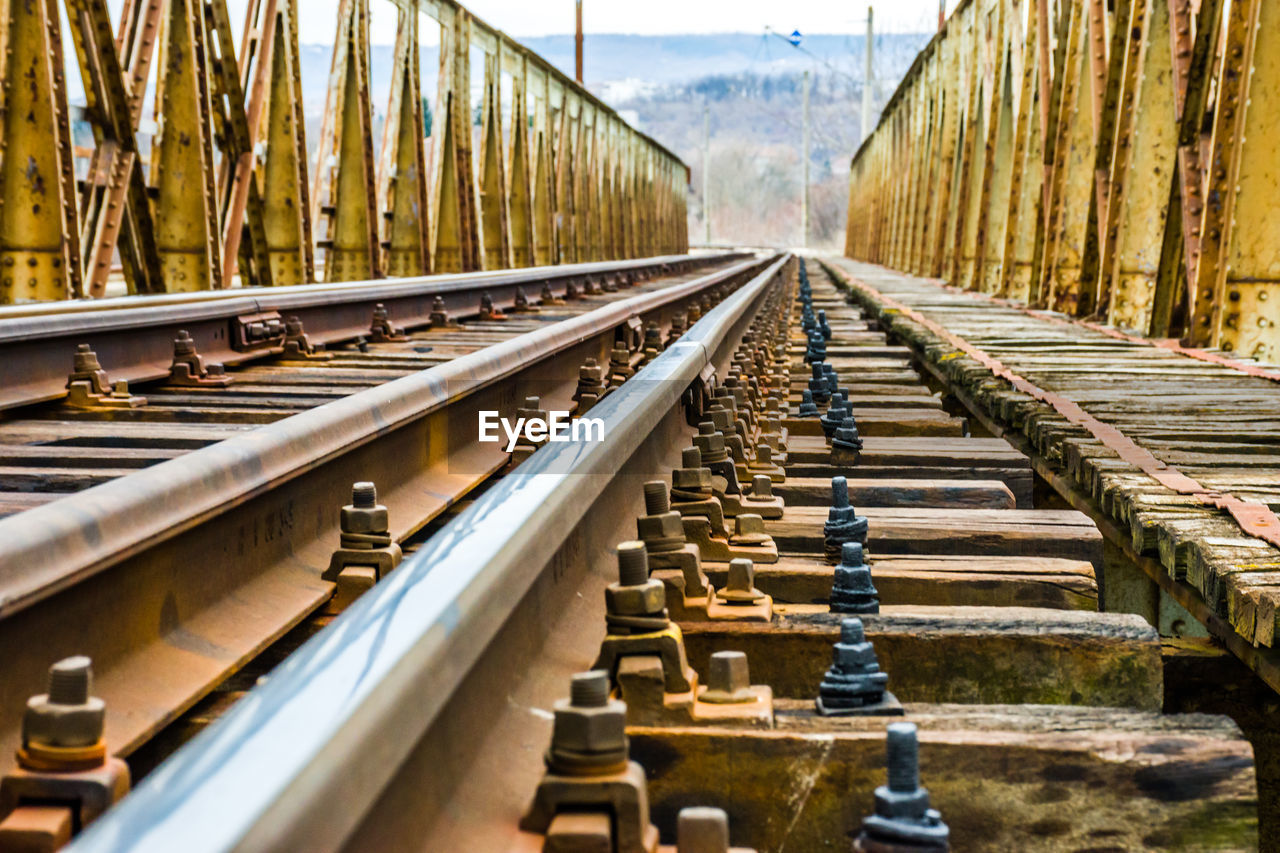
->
[340,505,389,535]
[637,512,685,541]
[673,468,712,490]
[550,698,627,758]
[23,697,105,748]
[605,579,666,616]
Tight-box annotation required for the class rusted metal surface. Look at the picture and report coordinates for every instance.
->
[0,253,740,411]
[0,255,769,794]
[58,255,789,853]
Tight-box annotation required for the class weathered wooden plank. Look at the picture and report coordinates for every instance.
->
[775,477,1015,509]
[701,554,1096,610]
[679,606,1161,708]
[632,710,1257,853]
[769,506,1102,566]
[783,410,966,437]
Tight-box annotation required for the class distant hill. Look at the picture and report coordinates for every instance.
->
[292,31,928,124]
[70,31,931,251]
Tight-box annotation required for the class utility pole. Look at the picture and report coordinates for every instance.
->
[861,6,874,144]
[703,105,711,245]
[801,70,810,248]
[939,0,946,30]
[575,1,584,83]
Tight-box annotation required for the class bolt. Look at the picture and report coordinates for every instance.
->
[826,479,869,565]
[22,656,107,760]
[732,513,771,544]
[834,417,864,456]
[752,474,774,498]
[547,670,628,775]
[886,722,919,793]
[340,481,389,537]
[717,557,766,604]
[857,722,949,850]
[48,657,91,705]
[833,476,849,507]
[817,618,892,717]
[644,480,671,514]
[73,343,101,372]
[617,541,650,587]
[173,330,196,356]
[352,482,377,509]
[798,389,820,417]
[570,670,610,708]
[700,652,754,707]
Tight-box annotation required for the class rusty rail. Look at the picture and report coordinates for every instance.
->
[0,253,773,776]
[62,253,790,853]
[0,253,742,411]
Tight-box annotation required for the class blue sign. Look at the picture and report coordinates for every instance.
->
[789,29,803,46]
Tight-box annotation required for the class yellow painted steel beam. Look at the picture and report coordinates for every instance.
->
[313,0,380,282]
[1098,0,1177,333]
[507,59,534,268]
[849,0,1280,353]
[0,0,82,301]
[378,8,431,277]
[255,0,314,285]
[0,0,685,303]
[998,0,1043,301]
[151,0,222,293]
[1198,0,1280,360]
[64,0,165,297]
[477,47,511,270]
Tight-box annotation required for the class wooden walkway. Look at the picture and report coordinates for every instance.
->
[827,256,1280,695]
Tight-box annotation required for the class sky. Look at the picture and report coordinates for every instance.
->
[290,1,960,45]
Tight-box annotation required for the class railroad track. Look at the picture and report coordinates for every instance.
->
[0,257,1260,851]
[0,250,763,764]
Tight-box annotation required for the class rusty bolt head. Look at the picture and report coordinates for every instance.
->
[677,807,731,852]
[707,408,733,432]
[637,510,685,543]
[700,651,754,704]
[752,475,774,498]
[173,330,196,356]
[73,344,102,373]
[23,656,105,749]
[673,467,713,490]
[605,578,666,617]
[718,558,765,604]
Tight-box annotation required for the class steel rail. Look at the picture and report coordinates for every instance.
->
[0,253,772,769]
[0,252,745,411]
[66,253,791,853]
